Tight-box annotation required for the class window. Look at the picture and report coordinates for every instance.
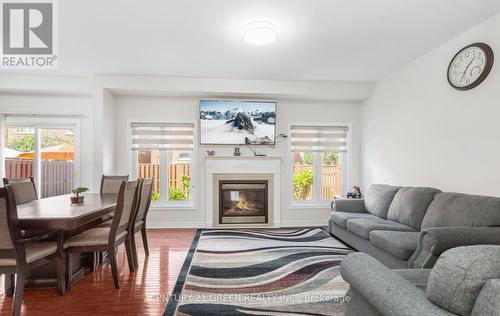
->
[3,117,79,198]
[290,125,348,204]
[131,122,195,207]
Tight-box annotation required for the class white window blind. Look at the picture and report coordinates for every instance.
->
[290,125,348,152]
[131,122,194,151]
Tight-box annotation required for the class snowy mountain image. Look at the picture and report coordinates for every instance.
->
[200,100,276,145]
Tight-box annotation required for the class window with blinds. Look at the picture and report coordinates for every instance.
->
[290,124,348,203]
[130,122,195,206]
[131,122,194,151]
[290,125,348,152]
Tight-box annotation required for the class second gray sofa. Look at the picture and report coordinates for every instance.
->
[328,184,500,268]
[341,245,500,316]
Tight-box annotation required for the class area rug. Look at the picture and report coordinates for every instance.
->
[165,228,352,316]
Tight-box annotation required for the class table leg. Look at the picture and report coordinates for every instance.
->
[4,273,15,297]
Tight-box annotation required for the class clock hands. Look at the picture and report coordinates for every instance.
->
[460,56,476,84]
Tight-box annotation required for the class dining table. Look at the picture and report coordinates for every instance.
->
[6,193,118,292]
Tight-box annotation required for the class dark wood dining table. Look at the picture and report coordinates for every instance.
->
[9,193,118,291]
[18,193,117,231]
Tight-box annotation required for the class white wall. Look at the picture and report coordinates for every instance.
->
[113,95,362,227]
[362,13,500,196]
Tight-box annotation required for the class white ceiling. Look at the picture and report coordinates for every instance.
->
[14,0,500,81]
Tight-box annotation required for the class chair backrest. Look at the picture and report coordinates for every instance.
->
[2,177,37,204]
[135,178,153,224]
[110,180,139,241]
[0,186,25,266]
[100,175,129,194]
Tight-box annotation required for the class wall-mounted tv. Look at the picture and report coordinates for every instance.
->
[199,100,276,145]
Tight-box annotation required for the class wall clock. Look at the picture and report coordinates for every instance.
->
[447,43,494,91]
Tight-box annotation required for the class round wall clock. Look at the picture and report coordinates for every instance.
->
[447,42,494,91]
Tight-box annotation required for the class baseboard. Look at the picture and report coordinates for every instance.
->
[146,222,206,229]
[280,220,327,227]
[145,220,326,229]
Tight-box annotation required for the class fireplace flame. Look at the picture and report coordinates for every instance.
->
[237,195,251,211]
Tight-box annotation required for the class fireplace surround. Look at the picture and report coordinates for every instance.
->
[205,156,281,228]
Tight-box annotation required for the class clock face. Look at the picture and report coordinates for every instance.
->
[448,43,494,90]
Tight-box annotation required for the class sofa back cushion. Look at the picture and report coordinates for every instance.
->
[421,192,500,230]
[387,187,440,230]
[364,184,400,219]
[426,245,500,316]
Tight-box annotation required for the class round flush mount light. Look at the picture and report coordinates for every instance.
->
[243,21,279,46]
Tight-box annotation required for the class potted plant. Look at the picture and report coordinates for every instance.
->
[71,187,89,204]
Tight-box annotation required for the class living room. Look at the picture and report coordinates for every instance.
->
[1,1,499,315]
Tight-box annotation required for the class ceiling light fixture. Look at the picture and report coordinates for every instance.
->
[243,21,278,46]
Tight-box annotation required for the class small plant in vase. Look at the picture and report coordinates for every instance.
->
[71,187,89,204]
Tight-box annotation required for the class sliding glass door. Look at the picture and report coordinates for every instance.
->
[40,128,76,198]
[3,117,79,198]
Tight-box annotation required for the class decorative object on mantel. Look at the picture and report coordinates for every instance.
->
[276,133,288,141]
[233,147,241,156]
[71,187,89,204]
[347,185,362,199]
[245,132,289,157]
[205,150,215,157]
[447,42,494,91]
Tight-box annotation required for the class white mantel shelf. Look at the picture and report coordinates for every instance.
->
[205,156,281,228]
[205,156,282,159]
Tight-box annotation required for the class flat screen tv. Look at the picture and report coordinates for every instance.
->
[199,100,276,145]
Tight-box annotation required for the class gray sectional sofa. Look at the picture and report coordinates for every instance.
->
[328,184,500,268]
[341,245,500,316]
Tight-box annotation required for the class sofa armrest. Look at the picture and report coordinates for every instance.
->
[331,198,367,213]
[340,253,453,316]
[412,227,500,268]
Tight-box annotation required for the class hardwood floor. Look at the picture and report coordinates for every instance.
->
[0,229,197,316]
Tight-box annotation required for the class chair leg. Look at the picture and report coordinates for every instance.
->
[131,230,139,269]
[141,227,149,256]
[13,273,26,316]
[109,248,120,289]
[57,254,67,296]
[90,251,100,272]
[125,238,135,273]
[5,274,15,297]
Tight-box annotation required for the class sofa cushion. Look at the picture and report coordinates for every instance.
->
[421,192,500,230]
[387,187,440,230]
[394,269,432,291]
[331,212,379,228]
[426,245,500,316]
[346,218,415,239]
[370,230,420,260]
[364,184,400,219]
[471,279,500,316]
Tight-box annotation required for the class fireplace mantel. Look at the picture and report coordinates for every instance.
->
[205,156,281,228]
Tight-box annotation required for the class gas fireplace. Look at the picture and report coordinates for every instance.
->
[219,180,268,224]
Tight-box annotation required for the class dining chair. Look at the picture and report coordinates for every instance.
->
[98,174,129,223]
[2,177,38,204]
[0,186,65,316]
[95,174,130,267]
[130,178,153,268]
[100,175,129,194]
[64,180,139,289]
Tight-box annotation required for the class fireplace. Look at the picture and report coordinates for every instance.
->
[219,180,268,224]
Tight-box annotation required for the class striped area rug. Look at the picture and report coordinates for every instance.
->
[166,228,352,316]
